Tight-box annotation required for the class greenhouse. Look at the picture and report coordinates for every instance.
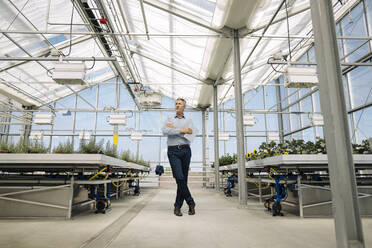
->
[0,0,372,247]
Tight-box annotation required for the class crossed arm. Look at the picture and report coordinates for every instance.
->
[161,122,193,135]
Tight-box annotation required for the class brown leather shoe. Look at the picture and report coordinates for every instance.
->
[174,207,182,217]
[188,203,195,215]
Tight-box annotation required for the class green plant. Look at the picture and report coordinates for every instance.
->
[13,138,29,153]
[79,139,104,154]
[53,139,74,154]
[0,139,15,152]
[28,141,49,153]
[219,153,237,166]
[103,141,118,158]
[119,150,149,167]
[314,137,326,154]
[120,149,132,162]
[352,139,371,154]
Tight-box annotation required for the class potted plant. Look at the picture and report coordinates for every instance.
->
[53,139,74,154]
[79,139,104,154]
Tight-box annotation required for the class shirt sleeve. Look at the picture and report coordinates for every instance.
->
[188,119,198,135]
[161,117,181,136]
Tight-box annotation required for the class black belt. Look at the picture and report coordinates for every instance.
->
[168,144,189,149]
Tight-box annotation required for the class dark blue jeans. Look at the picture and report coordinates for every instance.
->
[167,146,195,208]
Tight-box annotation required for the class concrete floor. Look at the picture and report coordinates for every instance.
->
[0,187,371,248]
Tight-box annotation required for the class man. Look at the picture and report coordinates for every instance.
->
[161,98,196,217]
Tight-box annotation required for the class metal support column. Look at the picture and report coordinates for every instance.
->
[297,175,304,218]
[258,175,262,204]
[213,85,220,191]
[202,110,206,188]
[22,108,33,144]
[233,29,247,205]
[205,111,209,187]
[136,112,140,161]
[276,79,284,143]
[67,175,74,219]
[114,77,120,152]
[310,1,364,247]
[72,94,78,147]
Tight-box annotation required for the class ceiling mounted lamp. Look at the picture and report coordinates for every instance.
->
[29,131,43,141]
[284,67,318,88]
[52,62,87,85]
[109,114,127,125]
[267,132,280,142]
[79,131,91,140]
[131,132,143,141]
[311,114,324,126]
[138,91,161,107]
[243,115,255,126]
[34,113,54,125]
[218,132,230,141]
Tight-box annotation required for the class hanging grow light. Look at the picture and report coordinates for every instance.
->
[29,131,43,141]
[311,114,324,126]
[138,91,161,107]
[79,131,91,140]
[218,132,229,141]
[34,113,54,125]
[284,67,318,88]
[131,132,143,141]
[267,132,280,142]
[109,114,127,125]
[243,115,255,126]
[52,62,86,85]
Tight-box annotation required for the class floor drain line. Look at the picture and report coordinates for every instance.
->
[80,190,158,248]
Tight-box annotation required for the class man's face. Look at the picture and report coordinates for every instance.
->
[175,99,185,113]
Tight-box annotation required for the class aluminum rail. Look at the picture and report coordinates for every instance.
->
[0,57,116,62]
[0,30,223,37]
[0,154,150,172]
[218,154,372,171]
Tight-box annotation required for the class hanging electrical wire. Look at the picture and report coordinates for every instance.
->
[62,0,76,57]
[284,0,292,61]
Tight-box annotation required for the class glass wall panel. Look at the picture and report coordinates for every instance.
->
[341,3,369,62]
[139,137,159,162]
[98,84,116,109]
[75,112,95,131]
[119,85,136,109]
[347,64,372,108]
[53,112,73,131]
[266,114,278,131]
[56,94,75,109]
[141,111,161,134]
[246,137,266,151]
[244,87,264,109]
[353,106,372,143]
[77,86,97,109]
[303,127,315,141]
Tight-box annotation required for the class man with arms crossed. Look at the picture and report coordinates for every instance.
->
[161,98,196,217]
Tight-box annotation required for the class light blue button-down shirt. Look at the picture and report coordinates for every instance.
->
[161,115,194,146]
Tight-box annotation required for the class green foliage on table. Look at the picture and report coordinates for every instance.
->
[28,140,49,153]
[218,138,372,165]
[0,139,15,153]
[218,153,237,166]
[79,139,104,154]
[0,138,48,153]
[53,139,74,154]
[352,139,372,154]
[103,140,118,158]
[120,149,150,167]
[13,138,29,153]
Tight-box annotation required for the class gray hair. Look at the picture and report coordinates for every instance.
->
[176,98,186,105]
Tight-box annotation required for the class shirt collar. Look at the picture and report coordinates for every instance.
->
[174,115,185,119]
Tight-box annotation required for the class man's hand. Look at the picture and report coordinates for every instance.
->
[180,128,193,134]
[166,122,174,128]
